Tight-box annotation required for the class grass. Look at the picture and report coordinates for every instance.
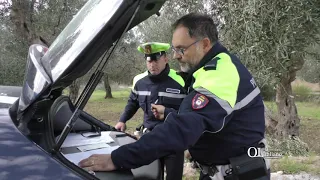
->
[83,90,320,176]
[84,89,142,133]
[264,101,320,155]
[183,174,200,180]
[271,155,320,175]
[272,157,309,174]
[264,101,320,120]
[292,85,312,96]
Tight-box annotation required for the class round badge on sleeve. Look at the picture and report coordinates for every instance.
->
[192,93,209,110]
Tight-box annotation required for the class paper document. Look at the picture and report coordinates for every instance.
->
[64,146,120,165]
[59,131,114,148]
[77,143,111,152]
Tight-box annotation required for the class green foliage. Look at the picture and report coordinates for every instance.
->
[2,0,320,91]
[0,20,28,85]
[105,38,146,85]
[104,0,208,85]
[33,0,86,43]
[136,0,206,43]
[271,154,320,175]
[265,101,320,120]
[272,156,309,174]
[266,136,309,156]
[298,44,320,84]
[291,84,320,103]
[209,0,320,89]
[292,85,312,99]
[260,84,276,101]
[0,0,86,86]
[207,0,320,137]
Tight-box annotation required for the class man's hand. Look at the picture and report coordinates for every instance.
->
[151,104,165,120]
[78,154,116,171]
[115,122,126,132]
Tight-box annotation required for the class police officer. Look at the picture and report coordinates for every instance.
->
[114,42,186,180]
[79,13,270,180]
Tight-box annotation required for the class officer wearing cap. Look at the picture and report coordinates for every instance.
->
[114,42,186,180]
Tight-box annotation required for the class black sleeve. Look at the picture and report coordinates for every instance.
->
[119,90,140,123]
[111,93,232,169]
[164,108,177,118]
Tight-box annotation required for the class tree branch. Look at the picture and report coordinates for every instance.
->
[37,0,45,11]
[29,0,36,24]
[52,0,68,36]
[39,36,50,47]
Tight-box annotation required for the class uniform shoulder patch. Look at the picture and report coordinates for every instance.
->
[192,93,209,110]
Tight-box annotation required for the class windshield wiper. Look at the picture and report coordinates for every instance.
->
[54,4,141,152]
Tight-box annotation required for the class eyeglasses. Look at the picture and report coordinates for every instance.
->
[171,39,201,56]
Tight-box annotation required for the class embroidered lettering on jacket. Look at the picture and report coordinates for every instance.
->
[166,88,180,94]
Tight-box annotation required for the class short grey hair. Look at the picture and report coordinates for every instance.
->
[172,13,218,44]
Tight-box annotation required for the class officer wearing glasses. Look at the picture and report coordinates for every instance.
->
[114,42,186,180]
[79,14,269,180]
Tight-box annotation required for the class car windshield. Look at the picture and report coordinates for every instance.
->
[19,0,123,111]
[42,0,123,82]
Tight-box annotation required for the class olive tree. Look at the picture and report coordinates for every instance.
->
[2,0,85,102]
[208,0,320,138]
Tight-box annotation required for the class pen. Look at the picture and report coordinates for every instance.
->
[151,99,158,111]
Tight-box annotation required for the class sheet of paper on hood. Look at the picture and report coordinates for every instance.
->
[77,143,111,152]
[64,145,120,165]
[59,131,114,148]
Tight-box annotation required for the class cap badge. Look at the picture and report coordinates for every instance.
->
[145,44,152,54]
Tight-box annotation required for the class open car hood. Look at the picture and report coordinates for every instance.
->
[18,0,166,111]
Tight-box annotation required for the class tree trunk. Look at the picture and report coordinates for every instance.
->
[274,54,304,138]
[69,79,80,104]
[104,74,113,99]
[275,78,300,138]
[264,105,278,135]
[270,47,306,138]
[11,0,49,47]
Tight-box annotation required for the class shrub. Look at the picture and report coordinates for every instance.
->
[292,85,312,101]
[261,84,276,101]
[266,135,309,156]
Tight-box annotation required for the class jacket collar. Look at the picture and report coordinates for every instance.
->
[148,63,170,81]
[190,41,228,75]
[185,41,229,88]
